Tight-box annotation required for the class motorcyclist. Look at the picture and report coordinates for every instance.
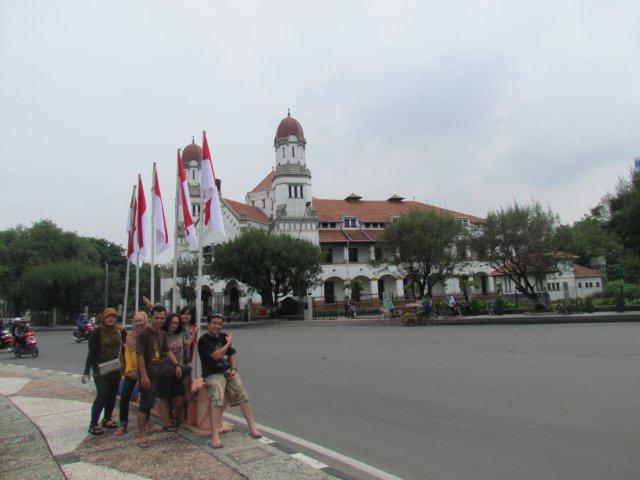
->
[13,319,32,351]
[76,313,88,331]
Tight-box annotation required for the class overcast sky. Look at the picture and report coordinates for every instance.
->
[2,1,639,252]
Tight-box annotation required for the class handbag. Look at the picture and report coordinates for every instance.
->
[97,329,122,376]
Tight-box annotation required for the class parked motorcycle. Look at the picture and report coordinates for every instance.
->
[13,331,38,358]
[0,329,13,351]
[72,321,95,343]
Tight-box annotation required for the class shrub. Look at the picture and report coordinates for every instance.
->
[492,296,514,314]
[470,298,487,315]
[584,296,594,313]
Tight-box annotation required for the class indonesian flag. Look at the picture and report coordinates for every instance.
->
[201,131,226,238]
[126,187,138,263]
[178,151,198,249]
[136,174,150,265]
[152,165,171,255]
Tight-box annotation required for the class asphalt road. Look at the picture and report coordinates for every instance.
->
[2,322,639,480]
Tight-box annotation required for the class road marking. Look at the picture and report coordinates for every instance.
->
[291,452,329,469]
[224,412,405,480]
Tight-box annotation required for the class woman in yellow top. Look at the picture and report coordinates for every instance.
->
[115,311,148,436]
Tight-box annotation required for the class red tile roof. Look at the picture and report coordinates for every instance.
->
[318,230,349,243]
[249,171,274,193]
[312,198,484,223]
[573,264,602,278]
[223,198,270,224]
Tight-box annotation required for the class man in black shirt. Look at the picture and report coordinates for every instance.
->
[198,313,261,449]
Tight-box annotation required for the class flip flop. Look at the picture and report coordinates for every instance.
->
[249,432,262,439]
[210,441,224,449]
[138,440,151,448]
[102,420,117,429]
[163,425,178,432]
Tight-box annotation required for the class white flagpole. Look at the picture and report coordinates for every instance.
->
[172,150,180,312]
[194,153,205,379]
[150,163,156,305]
[135,250,140,313]
[122,184,136,328]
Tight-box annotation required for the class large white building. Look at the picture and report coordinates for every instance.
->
[161,113,603,314]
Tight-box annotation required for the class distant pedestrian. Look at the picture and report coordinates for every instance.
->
[136,305,182,448]
[160,313,186,426]
[198,313,261,449]
[115,311,148,437]
[422,295,432,318]
[82,308,127,435]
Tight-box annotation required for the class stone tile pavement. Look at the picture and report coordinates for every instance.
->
[0,364,338,480]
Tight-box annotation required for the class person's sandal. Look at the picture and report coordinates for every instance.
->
[102,419,117,429]
[88,424,104,435]
[163,425,178,432]
[115,427,127,437]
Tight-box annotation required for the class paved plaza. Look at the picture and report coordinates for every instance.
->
[2,321,640,480]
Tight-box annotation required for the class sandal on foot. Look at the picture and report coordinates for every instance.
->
[163,425,178,432]
[249,432,262,439]
[115,427,127,437]
[210,441,224,449]
[88,425,104,435]
[101,419,117,429]
[138,440,151,448]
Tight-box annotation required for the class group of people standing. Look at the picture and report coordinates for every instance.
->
[83,304,261,449]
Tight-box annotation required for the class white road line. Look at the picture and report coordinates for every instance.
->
[224,412,405,480]
[291,452,329,469]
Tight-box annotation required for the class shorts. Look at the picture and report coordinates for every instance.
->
[205,373,249,407]
[158,375,186,400]
[138,374,159,414]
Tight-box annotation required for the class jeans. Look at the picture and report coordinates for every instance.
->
[91,375,119,426]
[118,376,137,427]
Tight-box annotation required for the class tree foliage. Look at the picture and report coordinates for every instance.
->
[0,220,132,315]
[376,209,463,298]
[607,172,640,257]
[475,201,559,301]
[210,229,322,308]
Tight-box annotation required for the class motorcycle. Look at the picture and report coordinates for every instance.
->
[0,329,13,351]
[72,322,95,343]
[14,331,38,358]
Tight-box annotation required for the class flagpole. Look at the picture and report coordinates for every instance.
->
[150,163,156,305]
[135,250,140,313]
[172,150,180,312]
[123,184,136,327]
[194,135,205,379]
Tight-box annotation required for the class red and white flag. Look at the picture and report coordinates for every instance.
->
[201,131,226,238]
[152,165,171,255]
[126,187,138,263]
[178,151,198,248]
[136,174,150,265]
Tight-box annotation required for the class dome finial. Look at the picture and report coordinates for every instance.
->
[287,108,290,117]
[192,135,195,143]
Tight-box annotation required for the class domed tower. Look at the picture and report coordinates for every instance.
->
[272,111,317,242]
[182,137,203,222]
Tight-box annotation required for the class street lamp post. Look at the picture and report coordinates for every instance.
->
[104,261,109,308]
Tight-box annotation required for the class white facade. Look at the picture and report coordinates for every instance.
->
[161,114,603,314]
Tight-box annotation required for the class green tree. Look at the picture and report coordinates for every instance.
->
[19,260,102,317]
[607,172,640,257]
[376,209,463,298]
[210,230,322,309]
[475,201,559,302]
